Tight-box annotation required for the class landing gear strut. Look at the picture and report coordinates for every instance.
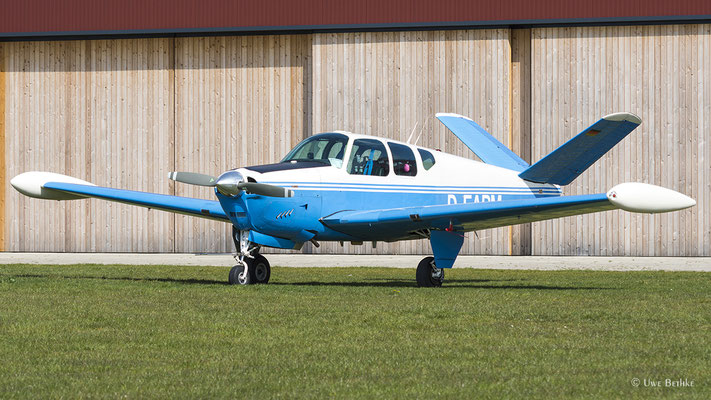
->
[229,228,271,285]
[416,256,444,287]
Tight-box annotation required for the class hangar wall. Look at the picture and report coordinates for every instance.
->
[531,25,710,256]
[3,39,175,252]
[1,25,708,255]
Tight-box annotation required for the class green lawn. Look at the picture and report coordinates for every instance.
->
[0,264,709,399]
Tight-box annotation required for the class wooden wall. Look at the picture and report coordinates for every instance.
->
[2,25,709,255]
[531,25,711,256]
[3,39,175,252]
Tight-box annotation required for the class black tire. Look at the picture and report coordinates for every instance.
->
[251,255,271,284]
[416,256,444,287]
[228,264,253,285]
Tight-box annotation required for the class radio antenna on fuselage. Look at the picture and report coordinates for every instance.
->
[412,119,428,147]
[406,122,419,144]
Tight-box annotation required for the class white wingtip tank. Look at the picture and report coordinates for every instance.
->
[10,171,95,200]
[607,182,696,213]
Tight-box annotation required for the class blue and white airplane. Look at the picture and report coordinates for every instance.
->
[11,112,695,286]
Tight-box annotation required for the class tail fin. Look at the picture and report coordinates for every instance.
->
[436,113,529,171]
[518,112,641,185]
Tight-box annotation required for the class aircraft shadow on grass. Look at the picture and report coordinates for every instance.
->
[9,273,612,290]
[271,280,611,290]
[12,273,230,286]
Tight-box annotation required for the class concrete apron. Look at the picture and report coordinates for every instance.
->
[0,253,710,272]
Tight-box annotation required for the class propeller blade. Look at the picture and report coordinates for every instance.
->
[168,172,218,187]
[238,182,294,198]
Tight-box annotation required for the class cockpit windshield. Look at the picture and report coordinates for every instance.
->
[281,133,349,167]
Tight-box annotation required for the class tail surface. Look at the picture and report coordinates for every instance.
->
[436,113,529,171]
[518,112,642,185]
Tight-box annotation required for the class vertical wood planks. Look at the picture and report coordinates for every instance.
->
[0,43,5,251]
[531,25,710,256]
[4,39,175,252]
[510,29,532,255]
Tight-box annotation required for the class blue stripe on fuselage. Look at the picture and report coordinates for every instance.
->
[231,181,561,242]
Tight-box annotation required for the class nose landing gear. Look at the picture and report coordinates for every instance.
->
[228,255,271,285]
[229,228,271,285]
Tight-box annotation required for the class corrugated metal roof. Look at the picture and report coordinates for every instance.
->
[1,0,710,38]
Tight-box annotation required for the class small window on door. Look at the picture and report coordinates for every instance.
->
[347,139,390,176]
[388,142,417,176]
[418,149,436,170]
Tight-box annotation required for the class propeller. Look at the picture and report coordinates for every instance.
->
[238,182,294,198]
[168,171,294,198]
[168,172,216,186]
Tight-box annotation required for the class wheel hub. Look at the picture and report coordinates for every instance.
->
[254,263,268,281]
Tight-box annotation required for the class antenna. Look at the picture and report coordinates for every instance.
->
[412,119,428,146]
[405,122,418,144]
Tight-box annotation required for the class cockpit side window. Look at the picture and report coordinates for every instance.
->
[347,139,390,176]
[281,133,349,167]
[388,142,417,176]
[418,149,436,170]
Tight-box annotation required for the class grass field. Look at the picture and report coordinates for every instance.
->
[0,264,709,399]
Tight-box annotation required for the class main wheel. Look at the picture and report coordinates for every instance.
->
[416,256,444,287]
[251,255,271,284]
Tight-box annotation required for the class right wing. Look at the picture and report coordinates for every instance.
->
[321,183,695,239]
[322,193,614,239]
[11,171,228,222]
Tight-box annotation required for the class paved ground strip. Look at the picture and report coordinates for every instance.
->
[1,253,709,271]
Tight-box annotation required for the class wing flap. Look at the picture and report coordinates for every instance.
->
[43,182,228,222]
[436,113,529,171]
[518,112,642,185]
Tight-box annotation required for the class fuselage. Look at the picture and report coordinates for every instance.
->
[217,132,561,242]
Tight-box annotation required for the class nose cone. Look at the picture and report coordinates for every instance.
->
[215,170,244,197]
[608,182,696,213]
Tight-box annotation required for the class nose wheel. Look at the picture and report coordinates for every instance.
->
[229,228,271,285]
[229,255,271,285]
[416,256,444,287]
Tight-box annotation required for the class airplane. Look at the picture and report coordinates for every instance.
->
[11,112,696,287]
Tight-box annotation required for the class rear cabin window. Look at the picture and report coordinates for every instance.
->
[347,139,390,176]
[388,142,417,176]
[418,149,436,170]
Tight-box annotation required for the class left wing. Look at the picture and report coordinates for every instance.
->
[11,171,228,221]
[321,183,695,239]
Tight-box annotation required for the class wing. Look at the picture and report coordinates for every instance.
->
[518,112,642,185]
[320,182,695,240]
[322,194,614,239]
[436,113,529,171]
[11,171,228,222]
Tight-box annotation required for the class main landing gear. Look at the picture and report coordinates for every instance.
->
[416,256,445,287]
[229,228,271,285]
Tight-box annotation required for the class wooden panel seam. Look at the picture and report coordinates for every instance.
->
[0,43,5,252]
